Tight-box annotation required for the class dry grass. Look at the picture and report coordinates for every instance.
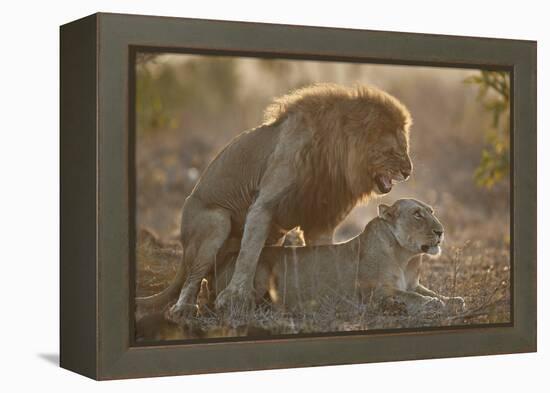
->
[135,215,511,341]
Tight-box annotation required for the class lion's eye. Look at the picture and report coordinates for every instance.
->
[413,211,422,219]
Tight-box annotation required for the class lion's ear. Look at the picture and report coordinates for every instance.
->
[378,204,394,221]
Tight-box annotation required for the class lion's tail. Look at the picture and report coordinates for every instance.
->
[135,250,187,314]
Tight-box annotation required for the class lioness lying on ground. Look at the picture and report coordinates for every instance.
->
[205,198,465,317]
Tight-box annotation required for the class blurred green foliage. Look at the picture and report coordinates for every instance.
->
[137,63,182,132]
[465,71,510,188]
[136,53,239,134]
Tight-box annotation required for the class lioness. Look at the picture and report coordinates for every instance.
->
[137,83,413,321]
[210,199,465,314]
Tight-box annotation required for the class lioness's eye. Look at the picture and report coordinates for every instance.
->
[413,211,422,219]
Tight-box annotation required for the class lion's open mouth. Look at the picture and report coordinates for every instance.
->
[421,245,430,253]
[375,174,393,194]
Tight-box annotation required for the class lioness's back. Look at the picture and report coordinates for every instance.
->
[268,243,362,310]
[214,240,363,311]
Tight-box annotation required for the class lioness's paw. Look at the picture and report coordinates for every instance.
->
[423,297,445,312]
[444,296,466,313]
[215,285,255,325]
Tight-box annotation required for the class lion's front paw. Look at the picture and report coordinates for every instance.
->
[444,296,466,313]
[166,302,198,324]
[215,285,255,325]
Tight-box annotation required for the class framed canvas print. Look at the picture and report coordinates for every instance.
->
[60,13,537,380]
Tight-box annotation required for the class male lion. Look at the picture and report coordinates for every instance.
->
[137,83,413,321]
[211,199,465,314]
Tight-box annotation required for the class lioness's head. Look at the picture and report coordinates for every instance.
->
[378,199,444,256]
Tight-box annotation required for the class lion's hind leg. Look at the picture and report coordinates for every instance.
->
[168,207,231,323]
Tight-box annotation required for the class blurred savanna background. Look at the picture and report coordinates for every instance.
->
[134,52,510,341]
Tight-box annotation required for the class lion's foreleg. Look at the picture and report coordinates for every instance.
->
[214,201,274,319]
[214,126,299,320]
[230,203,273,287]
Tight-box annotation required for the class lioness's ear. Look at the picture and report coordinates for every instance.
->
[378,204,394,221]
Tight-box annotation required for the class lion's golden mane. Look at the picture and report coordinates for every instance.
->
[263,84,413,235]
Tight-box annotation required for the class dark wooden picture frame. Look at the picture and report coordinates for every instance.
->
[60,12,537,380]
